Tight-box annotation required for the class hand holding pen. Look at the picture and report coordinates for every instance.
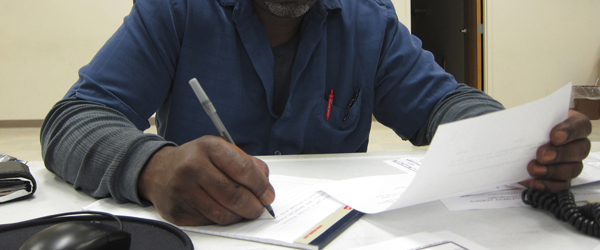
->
[136,80,275,227]
[189,78,276,218]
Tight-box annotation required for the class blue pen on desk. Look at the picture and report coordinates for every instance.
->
[188,78,276,219]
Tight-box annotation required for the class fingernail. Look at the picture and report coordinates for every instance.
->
[532,164,547,176]
[261,190,275,205]
[554,131,568,144]
[541,149,556,163]
[531,181,545,191]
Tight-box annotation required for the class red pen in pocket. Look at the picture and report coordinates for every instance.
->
[326,89,334,121]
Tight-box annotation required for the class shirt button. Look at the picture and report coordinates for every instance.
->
[274,150,282,155]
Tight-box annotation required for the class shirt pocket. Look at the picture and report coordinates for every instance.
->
[307,87,366,153]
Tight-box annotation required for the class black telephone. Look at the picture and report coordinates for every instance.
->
[522,189,600,237]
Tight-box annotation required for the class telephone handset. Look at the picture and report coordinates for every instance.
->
[522,189,600,237]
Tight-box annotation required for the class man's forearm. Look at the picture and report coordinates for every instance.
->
[410,84,505,146]
[40,97,174,205]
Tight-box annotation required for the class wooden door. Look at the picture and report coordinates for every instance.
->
[464,0,483,90]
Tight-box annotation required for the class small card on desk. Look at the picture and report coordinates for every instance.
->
[0,161,37,203]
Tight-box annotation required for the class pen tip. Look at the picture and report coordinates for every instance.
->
[265,205,275,218]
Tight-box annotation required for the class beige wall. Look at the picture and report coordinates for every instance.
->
[0,1,132,120]
[484,0,600,108]
[391,0,411,30]
[5,0,597,120]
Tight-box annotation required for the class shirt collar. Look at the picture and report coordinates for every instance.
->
[217,0,342,15]
[319,0,342,13]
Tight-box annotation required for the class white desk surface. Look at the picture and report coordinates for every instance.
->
[2,151,600,249]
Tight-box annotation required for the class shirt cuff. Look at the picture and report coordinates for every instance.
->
[114,136,176,206]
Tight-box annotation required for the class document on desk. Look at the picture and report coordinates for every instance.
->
[84,175,363,250]
[349,231,489,250]
[320,83,572,214]
[572,151,600,186]
[441,177,600,211]
[385,152,600,211]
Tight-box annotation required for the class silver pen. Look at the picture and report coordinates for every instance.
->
[188,78,275,218]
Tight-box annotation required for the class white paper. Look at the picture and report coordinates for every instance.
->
[441,188,528,210]
[349,231,489,250]
[327,149,600,212]
[317,175,413,213]
[0,189,30,203]
[384,158,423,174]
[440,151,600,210]
[380,151,600,211]
[441,182,600,211]
[573,151,600,186]
[400,83,571,207]
[84,175,344,250]
[321,83,572,213]
[0,177,33,203]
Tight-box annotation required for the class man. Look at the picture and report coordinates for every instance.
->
[41,0,591,226]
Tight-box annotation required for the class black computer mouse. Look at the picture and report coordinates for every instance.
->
[19,221,131,250]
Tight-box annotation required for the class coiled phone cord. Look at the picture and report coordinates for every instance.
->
[522,189,600,237]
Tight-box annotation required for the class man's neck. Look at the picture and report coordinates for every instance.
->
[253,3,304,47]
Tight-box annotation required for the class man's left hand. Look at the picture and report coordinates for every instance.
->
[522,110,592,192]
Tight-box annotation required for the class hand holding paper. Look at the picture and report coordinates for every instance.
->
[320,83,590,214]
[523,109,591,192]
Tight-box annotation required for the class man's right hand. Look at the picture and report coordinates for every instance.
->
[137,135,275,226]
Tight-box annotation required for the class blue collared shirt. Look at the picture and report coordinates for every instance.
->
[66,0,459,155]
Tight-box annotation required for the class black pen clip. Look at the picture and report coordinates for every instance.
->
[343,90,360,122]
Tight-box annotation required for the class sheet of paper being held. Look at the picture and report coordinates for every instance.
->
[319,83,573,214]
